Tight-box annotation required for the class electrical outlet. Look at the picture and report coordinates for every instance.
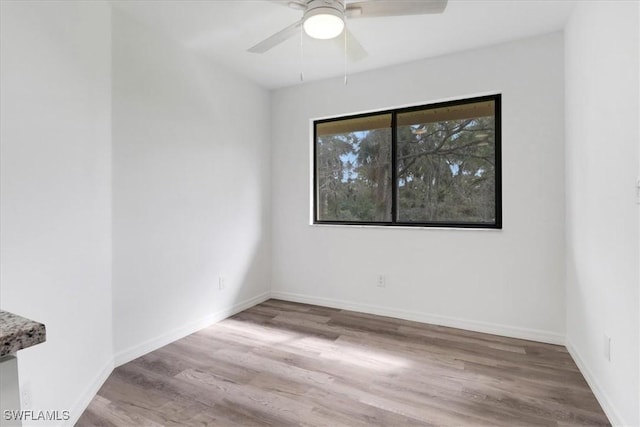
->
[21,382,31,409]
[604,334,611,362]
[218,276,226,290]
[376,274,386,288]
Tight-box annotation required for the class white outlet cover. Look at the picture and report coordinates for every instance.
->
[21,387,31,409]
[603,335,611,361]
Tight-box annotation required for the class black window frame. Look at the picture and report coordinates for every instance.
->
[312,94,502,229]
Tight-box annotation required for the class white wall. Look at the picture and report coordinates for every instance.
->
[0,1,114,424]
[1,3,272,420]
[2,2,635,425]
[111,10,272,363]
[271,33,566,343]
[565,2,640,425]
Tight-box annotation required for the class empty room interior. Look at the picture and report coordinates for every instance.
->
[0,0,639,426]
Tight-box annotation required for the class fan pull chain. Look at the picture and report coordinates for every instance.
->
[343,26,348,85]
[300,25,304,82]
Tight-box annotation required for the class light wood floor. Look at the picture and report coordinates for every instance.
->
[77,299,609,426]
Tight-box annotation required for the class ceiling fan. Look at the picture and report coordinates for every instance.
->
[248,0,448,60]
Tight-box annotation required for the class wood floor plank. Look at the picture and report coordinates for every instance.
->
[77,299,610,426]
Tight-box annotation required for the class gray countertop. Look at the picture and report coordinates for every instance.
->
[0,311,46,357]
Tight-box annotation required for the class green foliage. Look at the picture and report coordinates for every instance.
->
[316,117,496,224]
[316,129,391,222]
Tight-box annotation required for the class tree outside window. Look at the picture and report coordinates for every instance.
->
[314,95,501,228]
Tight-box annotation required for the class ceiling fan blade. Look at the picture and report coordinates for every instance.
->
[287,1,308,11]
[333,28,368,62]
[248,19,304,53]
[267,0,307,10]
[346,0,447,19]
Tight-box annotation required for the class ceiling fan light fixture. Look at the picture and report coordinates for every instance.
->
[303,6,345,40]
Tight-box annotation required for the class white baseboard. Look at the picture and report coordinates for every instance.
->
[113,291,270,367]
[67,358,114,426]
[565,340,624,426]
[67,292,270,426]
[67,292,630,427]
[270,291,565,345]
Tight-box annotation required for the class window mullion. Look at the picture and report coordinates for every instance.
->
[391,112,398,224]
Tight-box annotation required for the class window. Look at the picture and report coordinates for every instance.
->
[313,94,501,228]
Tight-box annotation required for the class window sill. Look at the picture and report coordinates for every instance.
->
[309,223,502,232]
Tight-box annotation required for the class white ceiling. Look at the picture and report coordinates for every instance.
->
[111,0,576,89]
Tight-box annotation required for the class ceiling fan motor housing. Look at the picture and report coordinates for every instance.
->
[248,0,447,54]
